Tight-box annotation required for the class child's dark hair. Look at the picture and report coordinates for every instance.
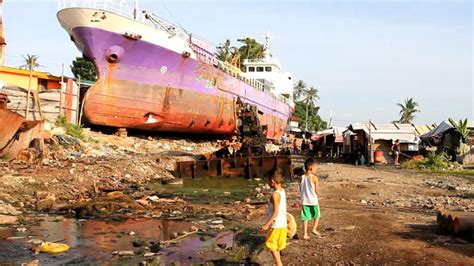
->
[267,167,284,184]
[304,158,317,171]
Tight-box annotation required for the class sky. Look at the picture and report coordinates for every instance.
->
[3,0,473,126]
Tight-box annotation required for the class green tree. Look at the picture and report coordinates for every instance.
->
[293,80,307,101]
[216,39,234,62]
[237,37,265,60]
[397,98,419,123]
[19,54,40,71]
[449,118,469,143]
[71,57,97,81]
[303,86,320,132]
[294,100,327,132]
[20,54,40,119]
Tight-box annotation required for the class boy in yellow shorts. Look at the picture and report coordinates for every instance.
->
[260,168,287,266]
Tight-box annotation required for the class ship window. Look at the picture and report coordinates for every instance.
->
[265,67,272,72]
[257,67,264,72]
[248,67,255,72]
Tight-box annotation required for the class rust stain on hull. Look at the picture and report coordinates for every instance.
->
[83,80,287,138]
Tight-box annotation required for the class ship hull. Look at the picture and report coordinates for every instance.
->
[58,8,291,139]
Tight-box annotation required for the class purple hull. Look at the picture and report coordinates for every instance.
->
[70,26,291,138]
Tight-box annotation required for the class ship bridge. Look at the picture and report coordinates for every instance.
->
[241,34,294,105]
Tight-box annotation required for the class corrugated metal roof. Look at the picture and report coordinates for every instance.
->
[349,122,417,143]
[414,124,436,135]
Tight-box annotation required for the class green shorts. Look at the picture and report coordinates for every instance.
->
[301,205,321,221]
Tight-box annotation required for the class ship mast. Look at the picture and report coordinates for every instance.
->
[264,32,272,58]
[133,0,140,20]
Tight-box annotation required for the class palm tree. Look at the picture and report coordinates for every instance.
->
[397,98,419,124]
[237,37,265,60]
[293,80,306,101]
[20,54,40,119]
[304,86,319,132]
[216,39,233,62]
[449,118,469,143]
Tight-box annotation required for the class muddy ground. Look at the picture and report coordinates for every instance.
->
[0,131,473,265]
[256,163,474,265]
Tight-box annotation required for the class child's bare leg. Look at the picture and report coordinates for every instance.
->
[303,221,309,239]
[270,250,283,266]
[312,218,320,236]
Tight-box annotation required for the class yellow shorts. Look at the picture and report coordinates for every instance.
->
[265,227,287,251]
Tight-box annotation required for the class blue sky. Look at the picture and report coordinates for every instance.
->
[4,0,473,125]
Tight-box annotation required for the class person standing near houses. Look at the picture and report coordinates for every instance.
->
[391,139,400,165]
[293,138,299,155]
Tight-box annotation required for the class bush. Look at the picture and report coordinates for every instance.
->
[55,115,85,140]
[402,152,450,170]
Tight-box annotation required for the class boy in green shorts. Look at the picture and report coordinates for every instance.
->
[300,158,321,240]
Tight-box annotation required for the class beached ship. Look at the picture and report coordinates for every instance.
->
[57,0,294,140]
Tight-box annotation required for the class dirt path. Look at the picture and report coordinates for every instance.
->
[265,163,474,265]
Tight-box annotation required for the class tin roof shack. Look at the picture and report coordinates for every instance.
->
[436,122,474,165]
[346,122,418,164]
[312,127,345,158]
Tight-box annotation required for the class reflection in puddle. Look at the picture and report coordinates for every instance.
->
[0,216,239,264]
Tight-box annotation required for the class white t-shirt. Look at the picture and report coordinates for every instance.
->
[267,189,287,228]
[300,174,319,205]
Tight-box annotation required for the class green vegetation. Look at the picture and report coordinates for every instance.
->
[19,54,40,71]
[71,57,97,82]
[55,115,85,140]
[402,152,474,178]
[216,39,235,63]
[449,118,469,142]
[397,98,420,123]
[292,80,327,132]
[402,152,450,170]
[216,37,265,70]
[430,169,474,178]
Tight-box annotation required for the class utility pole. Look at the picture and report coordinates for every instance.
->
[304,99,309,135]
[368,119,372,164]
[329,109,333,128]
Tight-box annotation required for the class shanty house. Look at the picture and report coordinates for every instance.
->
[312,127,345,158]
[345,122,418,164]
[422,121,474,165]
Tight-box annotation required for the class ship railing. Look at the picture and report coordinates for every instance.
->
[215,59,289,104]
[58,0,133,18]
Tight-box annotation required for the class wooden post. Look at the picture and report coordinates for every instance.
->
[25,67,33,119]
[59,63,64,116]
[75,76,81,124]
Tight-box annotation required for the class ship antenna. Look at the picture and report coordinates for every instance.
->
[264,32,272,58]
[160,0,189,34]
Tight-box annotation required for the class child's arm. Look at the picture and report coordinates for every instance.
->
[313,175,320,197]
[260,192,280,231]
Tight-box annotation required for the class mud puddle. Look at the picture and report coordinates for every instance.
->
[149,178,265,203]
[0,216,249,265]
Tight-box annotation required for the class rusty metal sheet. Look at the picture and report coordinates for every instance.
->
[175,155,294,180]
[0,120,44,160]
[0,109,24,150]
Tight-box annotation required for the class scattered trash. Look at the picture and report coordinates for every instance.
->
[39,242,70,254]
